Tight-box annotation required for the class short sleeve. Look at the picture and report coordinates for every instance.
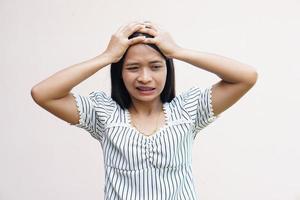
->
[182,86,219,138]
[70,90,116,142]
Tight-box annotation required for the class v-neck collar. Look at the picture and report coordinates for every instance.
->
[125,102,170,140]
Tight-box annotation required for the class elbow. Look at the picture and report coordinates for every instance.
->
[245,70,258,86]
[31,86,44,104]
[31,86,39,103]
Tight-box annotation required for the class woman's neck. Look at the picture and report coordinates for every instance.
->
[129,99,163,116]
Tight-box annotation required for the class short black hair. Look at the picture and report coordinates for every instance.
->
[110,32,176,110]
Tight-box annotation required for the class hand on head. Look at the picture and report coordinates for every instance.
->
[104,21,180,63]
[138,21,180,58]
[103,21,145,63]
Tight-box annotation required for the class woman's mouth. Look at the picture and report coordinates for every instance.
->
[136,86,156,95]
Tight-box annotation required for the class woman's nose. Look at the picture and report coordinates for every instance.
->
[137,69,152,82]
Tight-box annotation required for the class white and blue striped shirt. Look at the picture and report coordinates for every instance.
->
[71,86,218,200]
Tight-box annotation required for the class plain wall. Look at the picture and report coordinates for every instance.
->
[1,0,299,199]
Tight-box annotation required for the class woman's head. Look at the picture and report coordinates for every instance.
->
[110,32,175,109]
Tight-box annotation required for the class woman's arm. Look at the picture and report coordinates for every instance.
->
[171,49,258,116]
[31,22,147,125]
[140,21,258,116]
[31,54,112,102]
[30,53,115,125]
[172,49,257,85]
[31,22,147,102]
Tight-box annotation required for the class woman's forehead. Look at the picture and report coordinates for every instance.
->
[124,44,165,63]
[124,60,164,67]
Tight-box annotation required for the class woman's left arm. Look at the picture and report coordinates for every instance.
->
[171,48,258,116]
[140,21,258,116]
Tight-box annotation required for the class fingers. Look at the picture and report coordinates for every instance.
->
[120,22,144,37]
[129,36,157,46]
[115,21,160,46]
[143,37,156,44]
[142,21,160,31]
[138,27,158,37]
[116,21,160,38]
[128,36,146,46]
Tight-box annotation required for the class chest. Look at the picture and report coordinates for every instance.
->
[130,114,166,137]
[102,120,194,170]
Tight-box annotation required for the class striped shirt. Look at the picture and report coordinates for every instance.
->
[70,86,218,200]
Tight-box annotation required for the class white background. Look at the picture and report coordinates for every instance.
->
[1,0,299,199]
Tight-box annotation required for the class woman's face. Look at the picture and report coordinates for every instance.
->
[122,44,167,104]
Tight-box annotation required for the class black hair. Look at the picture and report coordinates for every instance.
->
[110,32,176,110]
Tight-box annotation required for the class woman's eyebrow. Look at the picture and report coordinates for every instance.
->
[125,62,139,66]
[149,60,163,64]
[125,60,163,66]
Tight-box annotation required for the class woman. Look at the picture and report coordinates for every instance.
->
[31,21,258,200]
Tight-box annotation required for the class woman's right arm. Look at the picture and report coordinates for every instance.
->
[31,22,147,125]
[31,53,114,125]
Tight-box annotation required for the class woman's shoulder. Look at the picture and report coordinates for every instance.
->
[88,90,112,101]
[86,90,118,109]
[169,86,212,107]
[171,86,199,101]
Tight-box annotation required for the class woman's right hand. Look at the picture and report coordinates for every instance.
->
[103,22,146,63]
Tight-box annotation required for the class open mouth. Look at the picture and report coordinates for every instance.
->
[136,86,155,91]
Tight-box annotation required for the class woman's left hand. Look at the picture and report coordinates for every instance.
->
[139,21,181,58]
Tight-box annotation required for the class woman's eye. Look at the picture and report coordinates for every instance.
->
[127,67,138,70]
[152,65,161,69]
